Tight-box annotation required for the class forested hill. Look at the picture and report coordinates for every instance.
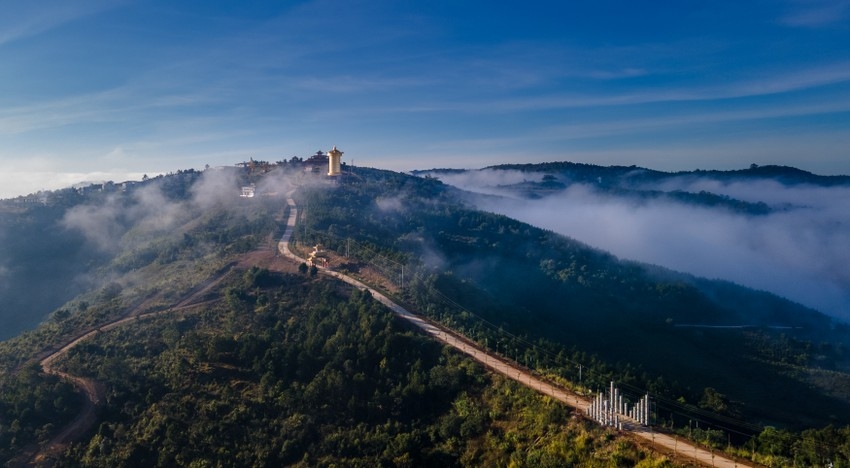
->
[300,166,850,431]
[0,163,848,465]
[483,161,850,187]
[0,165,681,466]
[0,170,208,341]
[414,162,850,214]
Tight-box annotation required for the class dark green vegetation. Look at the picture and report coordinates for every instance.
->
[2,162,850,466]
[0,166,675,466]
[298,167,850,459]
[0,168,284,460]
[0,363,82,461]
[48,270,674,467]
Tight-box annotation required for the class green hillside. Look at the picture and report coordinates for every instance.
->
[297,167,850,432]
[1,163,849,466]
[49,270,674,467]
[0,165,679,465]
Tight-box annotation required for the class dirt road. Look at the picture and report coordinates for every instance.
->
[20,263,237,466]
[20,194,753,467]
[279,195,754,468]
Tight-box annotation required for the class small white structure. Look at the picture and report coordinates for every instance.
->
[240,184,256,198]
[328,146,343,176]
[587,381,651,429]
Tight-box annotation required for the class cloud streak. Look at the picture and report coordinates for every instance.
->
[0,0,119,47]
[780,0,850,27]
[398,62,850,115]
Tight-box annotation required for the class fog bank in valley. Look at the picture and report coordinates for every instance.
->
[429,170,850,321]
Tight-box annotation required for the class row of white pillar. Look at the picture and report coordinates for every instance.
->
[586,381,650,429]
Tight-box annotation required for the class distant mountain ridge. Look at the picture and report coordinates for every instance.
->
[414,162,849,215]
[481,162,850,186]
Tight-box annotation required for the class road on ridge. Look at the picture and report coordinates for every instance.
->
[20,264,236,466]
[279,195,753,468]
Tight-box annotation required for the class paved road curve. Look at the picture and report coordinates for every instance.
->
[279,195,753,468]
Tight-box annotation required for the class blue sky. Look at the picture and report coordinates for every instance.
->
[1,0,850,197]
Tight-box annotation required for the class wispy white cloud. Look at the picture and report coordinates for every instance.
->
[0,91,125,134]
[393,103,850,163]
[780,0,850,27]
[3,0,850,200]
[0,79,225,135]
[12,3,848,143]
[724,61,850,96]
[300,53,850,121]
[293,75,437,93]
[406,61,850,114]
[536,98,850,140]
[584,68,649,80]
[0,0,120,47]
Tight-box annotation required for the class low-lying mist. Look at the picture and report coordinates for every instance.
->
[428,169,850,321]
[62,167,300,253]
[0,167,304,340]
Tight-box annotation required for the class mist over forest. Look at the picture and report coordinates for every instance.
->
[3,161,850,466]
[424,165,850,321]
[0,167,302,341]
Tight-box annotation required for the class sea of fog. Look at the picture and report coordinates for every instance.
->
[428,169,850,322]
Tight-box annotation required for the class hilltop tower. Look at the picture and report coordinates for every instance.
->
[328,146,343,176]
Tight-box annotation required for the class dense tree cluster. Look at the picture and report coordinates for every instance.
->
[2,165,850,465]
[0,363,81,461]
[44,271,672,467]
[0,170,290,460]
[296,167,850,452]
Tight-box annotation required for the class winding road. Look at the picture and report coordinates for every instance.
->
[279,194,754,468]
[19,265,236,466]
[20,193,754,467]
